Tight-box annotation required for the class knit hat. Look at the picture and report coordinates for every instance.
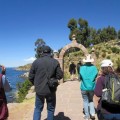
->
[42,45,52,53]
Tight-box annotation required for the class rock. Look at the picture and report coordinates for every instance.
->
[20,72,29,78]
[26,86,35,99]
[28,86,35,93]
[25,93,35,99]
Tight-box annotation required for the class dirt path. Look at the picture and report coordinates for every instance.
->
[8,80,98,120]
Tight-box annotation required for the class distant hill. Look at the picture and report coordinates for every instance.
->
[16,63,32,71]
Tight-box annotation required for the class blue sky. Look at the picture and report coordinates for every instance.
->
[0,0,120,67]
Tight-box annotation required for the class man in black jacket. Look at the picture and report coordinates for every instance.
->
[69,62,76,80]
[29,45,63,120]
[77,60,82,81]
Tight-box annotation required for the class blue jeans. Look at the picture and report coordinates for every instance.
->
[33,92,56,120]
[103,114,120,120]
[81,90,95,118]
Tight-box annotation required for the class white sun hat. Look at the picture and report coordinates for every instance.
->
[83,54,94,63]
[101,59,113,67]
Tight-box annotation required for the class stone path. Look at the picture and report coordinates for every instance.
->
[8,80,98,120]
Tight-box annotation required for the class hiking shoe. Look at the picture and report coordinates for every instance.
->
[85,119,89,120]
[83,116,90,120]
[90,114,95,120]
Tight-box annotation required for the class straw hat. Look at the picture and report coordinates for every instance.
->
[83,54,94,63]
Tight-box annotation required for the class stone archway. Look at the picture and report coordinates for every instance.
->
[56,39,88,82]
[59,40,88,58]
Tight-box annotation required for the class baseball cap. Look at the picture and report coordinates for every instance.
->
[101,59,113,67]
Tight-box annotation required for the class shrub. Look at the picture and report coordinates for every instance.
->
[16,80,32,103]
[102,52,106,58]
[116,58,120,72]
[106,56,111,59]
[97,46,101,50]
[102,49,107,53]
[73,51,83,56]
[95,51,99,58]
[108,50,111,54]
[106,45,111,50]
[111,47,119,53]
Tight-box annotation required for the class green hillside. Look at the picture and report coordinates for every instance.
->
[63,40,120,80]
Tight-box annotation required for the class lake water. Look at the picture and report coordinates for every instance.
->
[3,68,27,102]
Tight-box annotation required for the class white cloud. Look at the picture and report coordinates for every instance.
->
[24,57,36,62]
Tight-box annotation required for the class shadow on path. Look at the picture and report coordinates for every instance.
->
[44,112,71,120]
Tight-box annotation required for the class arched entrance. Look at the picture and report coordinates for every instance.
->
[56,38,88,82]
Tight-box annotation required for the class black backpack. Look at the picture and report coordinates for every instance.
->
[101,73,120,113]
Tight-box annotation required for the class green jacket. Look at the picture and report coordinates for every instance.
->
[80,64,98,91]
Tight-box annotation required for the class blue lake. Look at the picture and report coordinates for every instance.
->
[4,68,27,102]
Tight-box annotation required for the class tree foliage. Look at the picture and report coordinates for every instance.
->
[67,18,77,31]
[67,17,118,47]
[67,18,90,46]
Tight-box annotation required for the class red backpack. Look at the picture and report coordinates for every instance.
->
[0,74,8,120]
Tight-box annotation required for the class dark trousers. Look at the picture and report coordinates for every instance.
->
[33,92,56,120]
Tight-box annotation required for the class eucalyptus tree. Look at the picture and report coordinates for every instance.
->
[100,26,117,42]
[106,26,117,40]
[67,18,78,40]
[67,18,90,47]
